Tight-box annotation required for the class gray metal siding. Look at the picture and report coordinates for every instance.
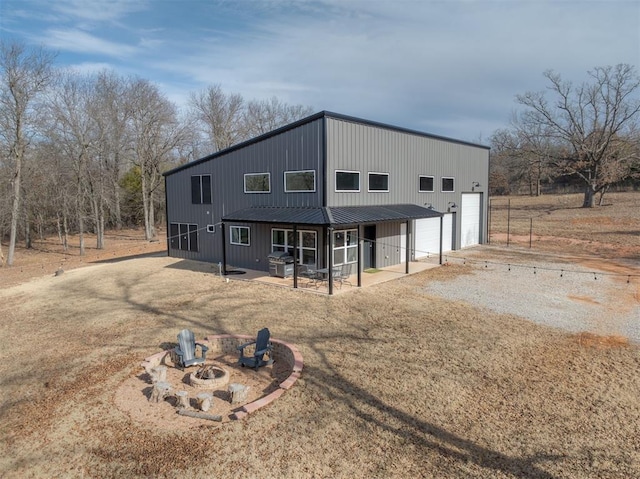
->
[325,117,489,249]
[165,119,324,266]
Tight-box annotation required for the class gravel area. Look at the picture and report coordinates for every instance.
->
[427,247,640,343]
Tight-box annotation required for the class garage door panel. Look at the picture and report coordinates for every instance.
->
[461,193,481,248]
[415,214,453,258]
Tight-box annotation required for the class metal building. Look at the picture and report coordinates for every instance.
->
[164,111,489,292]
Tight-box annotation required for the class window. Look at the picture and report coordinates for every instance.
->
[419,175,434,192]
[191,175,212,204]
[442,177,455,192]
[230,226,250,246]
[272,228,317,266]
[333,229,358,266]
[335,170,360,192]
[206,224,215,233]
[244,172,270,193]
[169,223,198,252]
[368,172,389,192]
[284,170,315,192]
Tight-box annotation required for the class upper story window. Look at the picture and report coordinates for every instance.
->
[285,170,315,192]
[442,177,455,192]
[419,175,434,192]
[244,172,270,193]
[335,170,360,192]
[368,172,389,192]
[191,175,212,204]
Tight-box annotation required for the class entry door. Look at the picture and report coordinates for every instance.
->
[363,225,376,270]
[461,193,482,248]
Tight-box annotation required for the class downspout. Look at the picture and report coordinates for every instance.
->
[293,224,298,289]
[221,222,227,275]
[164,176,169,256]
[357,224,362,287]
[405,220,410,274]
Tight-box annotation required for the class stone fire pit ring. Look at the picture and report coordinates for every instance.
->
[189,365,230,389]
[141,333,303,420]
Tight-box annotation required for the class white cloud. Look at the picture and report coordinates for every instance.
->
[42,28,140,58]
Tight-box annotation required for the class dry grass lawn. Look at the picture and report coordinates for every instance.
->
[0,193,639,478]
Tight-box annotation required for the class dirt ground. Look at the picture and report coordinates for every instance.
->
[1,197,640,478]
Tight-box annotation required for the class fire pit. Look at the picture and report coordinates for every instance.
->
[189,364,230,390]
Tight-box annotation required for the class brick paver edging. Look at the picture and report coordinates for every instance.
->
[140,334,303,421]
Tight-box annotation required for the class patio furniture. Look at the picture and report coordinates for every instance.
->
[335,263,353,288]
[297,264,322,287]
[174,329,209,369]
[238,328,273,370]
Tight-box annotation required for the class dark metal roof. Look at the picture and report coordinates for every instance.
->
[163,110,490,177]
[222,204,442,226]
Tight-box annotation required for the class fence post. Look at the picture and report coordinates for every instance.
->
[507,199,511,247]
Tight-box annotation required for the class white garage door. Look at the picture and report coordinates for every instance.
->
[414,217,441,258]
[460,193,481,248]
[442,213,454,252]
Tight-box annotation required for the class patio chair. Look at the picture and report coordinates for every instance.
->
[335,263,353,288]
[174,329,209,369]
[238,328,274,370]
[297,264,321,287]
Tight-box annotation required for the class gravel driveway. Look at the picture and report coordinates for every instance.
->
[425,247,640,343]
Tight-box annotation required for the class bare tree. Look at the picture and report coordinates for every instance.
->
[129,79,185,240]
[244,96,313,138]
[46,70,98,254]
[515,64,640,207]
[93,70,132,230]
[0,41,55,265]
[189,84,245,152]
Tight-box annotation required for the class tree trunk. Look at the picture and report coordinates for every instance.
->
[582,185,596,208]
[7,154,21,266]
[24,213,31,249]
[141,166,152,240]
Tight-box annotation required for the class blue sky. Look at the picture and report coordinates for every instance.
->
[1,0,639,143]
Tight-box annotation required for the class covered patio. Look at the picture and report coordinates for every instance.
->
[224,259,441,295]
[222,203,445,295]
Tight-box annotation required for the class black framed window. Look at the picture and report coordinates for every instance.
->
[244,173,270,193]
[419,176,434,192]
[368,172,389,192]
[169,222,198,252]
[284,170,315,192]
[442,177,455,192]
[191,175,212,204]
[335,170,360,192]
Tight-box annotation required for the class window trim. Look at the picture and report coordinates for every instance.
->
[271,228,317,266]
[284,169,316,193]
[243,172,271,194]
[441,177,455,193]
[335,170,361,192]
[368,171,390,193]
[332,229,359,266]
[419,175,435,193]
[230,225,250,246]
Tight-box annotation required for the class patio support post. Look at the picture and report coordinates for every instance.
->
[357,224,362,287]
[221,222,227,275]
[292,224,298,289]
[328,227,334,295]
[405,220,410,274]
[439,215,443,265]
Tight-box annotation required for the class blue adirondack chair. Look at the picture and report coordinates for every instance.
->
[238,328,273,370]
[174,329,209,369]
